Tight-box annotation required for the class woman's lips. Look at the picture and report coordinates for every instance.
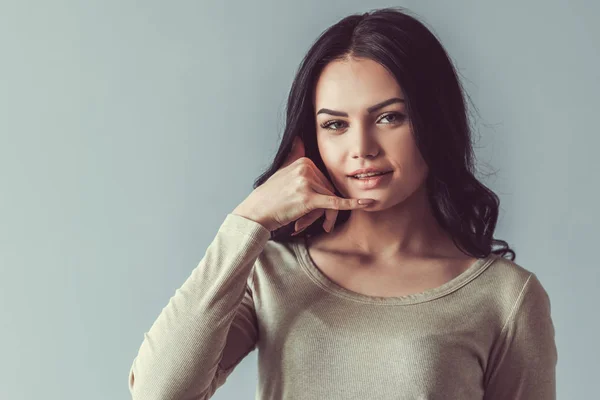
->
[349,171,392,179]
[348,171,392,189]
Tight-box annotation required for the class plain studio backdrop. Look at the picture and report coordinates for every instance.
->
[0,1,597,399]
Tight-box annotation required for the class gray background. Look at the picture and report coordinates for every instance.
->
[1,1,597,399]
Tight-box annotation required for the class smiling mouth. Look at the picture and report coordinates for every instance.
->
[349,171,392,179]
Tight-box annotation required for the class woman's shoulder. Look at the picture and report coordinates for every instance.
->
[481,254,553,314]
[257,236,304,268]
[485,254,542,287]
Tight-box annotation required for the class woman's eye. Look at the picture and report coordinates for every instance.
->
[321,121,347,130]
[380,112,405,124]
[320,112,405,131]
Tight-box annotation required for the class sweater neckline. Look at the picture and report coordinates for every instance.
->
[292,235,497,305]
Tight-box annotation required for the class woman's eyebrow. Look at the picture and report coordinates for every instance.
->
[316,97,404,117]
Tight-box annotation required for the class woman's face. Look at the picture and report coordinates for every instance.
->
[313,57,429,209]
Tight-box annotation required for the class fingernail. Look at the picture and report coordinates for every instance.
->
[358,199,375,205]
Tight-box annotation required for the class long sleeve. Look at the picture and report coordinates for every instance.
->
[128,213,271,400]
[483,273,558,400]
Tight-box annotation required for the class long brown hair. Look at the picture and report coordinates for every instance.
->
[252,7,515,261]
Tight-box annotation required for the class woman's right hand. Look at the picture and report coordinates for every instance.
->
[232,136,375,233]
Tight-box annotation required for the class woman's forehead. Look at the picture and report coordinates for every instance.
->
[314,59,403,111]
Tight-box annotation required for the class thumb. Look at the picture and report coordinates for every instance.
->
[283,136,305,168]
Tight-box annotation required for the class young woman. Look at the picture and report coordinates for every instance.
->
[129,7,557,399]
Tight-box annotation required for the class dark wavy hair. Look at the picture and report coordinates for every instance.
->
[252,6,515,261]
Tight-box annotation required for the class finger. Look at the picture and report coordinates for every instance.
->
[308,179,338,232]
[292,208,337,236]
[296,208,337,234]
[283,139,336,196]
[295,208,323,231]
[309,177,374,210]
[293,208,324,233]
[311,186,374,211]
[305,159,336,195]
[293,179,334,234]
[323,208,338,233]
[294,178,331,230]
[281,136,305,169]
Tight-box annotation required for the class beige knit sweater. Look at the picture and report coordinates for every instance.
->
[128,213,558,399]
